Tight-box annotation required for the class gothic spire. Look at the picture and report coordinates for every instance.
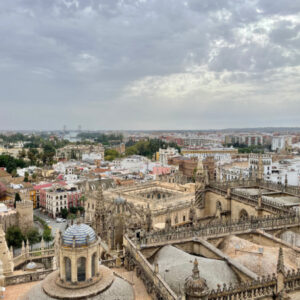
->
[95,175,105,216]
[277,247,285,274]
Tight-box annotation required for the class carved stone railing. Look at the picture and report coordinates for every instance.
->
[123,235,178,300]
[5,269,53,286]
[208,182,294,215]
[284,269,300,292]
[208,269,300,299]
[13,248,55,267]
[210,179,300,197]
[208,275,277,299]
[140,215,300,246]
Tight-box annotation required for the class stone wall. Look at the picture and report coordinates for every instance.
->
[16,200,33,233]
[5,269,52,286]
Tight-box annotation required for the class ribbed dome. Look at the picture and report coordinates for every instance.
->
[114,196,125,205]
[63,224,96,246]
[26,262,37,270]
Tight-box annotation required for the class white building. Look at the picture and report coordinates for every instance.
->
[271,136,292,152]
[82,153,102,163]
[158,147,179,166]
[249,154,272,180]
[268,158,300,186]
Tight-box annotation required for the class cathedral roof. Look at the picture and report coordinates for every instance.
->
[62,224,96,246]
[153,245,238,295]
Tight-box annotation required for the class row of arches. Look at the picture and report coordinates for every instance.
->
[215,201,249,220]
[64,253,97,282]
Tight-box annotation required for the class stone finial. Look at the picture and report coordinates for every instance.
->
[41,237,45,250]
[285,174,288,187]
[192,259,200,279]
[277,247,285,274]
[154,263,159,274]
[21,240,25,254]
[26,239,30,252]
[257,188,262,208]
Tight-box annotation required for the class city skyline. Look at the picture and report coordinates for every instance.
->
[1,0,300,130]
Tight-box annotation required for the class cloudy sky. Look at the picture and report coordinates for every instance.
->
[1,0,300,130]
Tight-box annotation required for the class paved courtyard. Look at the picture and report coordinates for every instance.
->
[4,281,39,300]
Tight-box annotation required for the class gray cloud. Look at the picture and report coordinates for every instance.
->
[0,0,300,130]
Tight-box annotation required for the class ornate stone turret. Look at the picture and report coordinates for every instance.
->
[0,225,13,276]
[16,200,33,234]
[185,259,209,300]
[94,175,106,239]
[145,203,152,232]
[256,188,263,217]
[277,247,285,274]
[189,199,196,225]
[276,247,287,297]
[165,209,172,231]
[195,159,207,209]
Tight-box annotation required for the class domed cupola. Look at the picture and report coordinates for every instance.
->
[185,259,209,299]
[114,195,126,205]
[62,223,97,247]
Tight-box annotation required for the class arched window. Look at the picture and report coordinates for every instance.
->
[216,201,222,211]
[64,257,71,282]
[77,257,86,282]
[91,252,97,277]
[239,209,249,220]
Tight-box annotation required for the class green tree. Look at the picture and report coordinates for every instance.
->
[26,228,41,246]
[11,169,18,177]
[43,226,53,243]
[14,192,21,208]
[69,207,78,214]
[42,143,56,165]
[24,171,29,182]
[27,148,39,165]
[104,149,120,161]
[18,149,26,159]
[61,208,68,219]
[0,154,27,173]
[79,195,86,207]
[78,206,84,213]
[6,226,24,248]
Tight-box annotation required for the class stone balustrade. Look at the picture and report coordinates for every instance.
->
[208,182,294,215]
[208,275,277,299]
[13,248,55,268]
[140,215,300,246]
[208,269,300,300]
[5,269,53,286]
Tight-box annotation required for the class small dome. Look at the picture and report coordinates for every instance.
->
[26,262,37,270]
[114,196,125,205]
[63,224,96,246]
[185,259,209,296]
